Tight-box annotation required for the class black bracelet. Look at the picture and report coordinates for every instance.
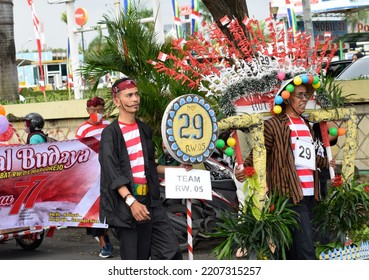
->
[123,193,132,201]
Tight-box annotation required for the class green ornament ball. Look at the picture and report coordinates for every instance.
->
[312,76,320,84]
[286,84,295,93]
[329,127,338,136]
[224,147,235,156]
[216,139,225,149]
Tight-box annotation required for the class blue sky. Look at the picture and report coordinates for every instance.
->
[14,0,269,51]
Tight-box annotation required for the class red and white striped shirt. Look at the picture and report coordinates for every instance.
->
[288,116,314,196]
[119,121,146,184]
[75,119,110,139]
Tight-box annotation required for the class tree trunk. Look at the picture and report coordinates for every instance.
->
[201,0,250,56]
[0,0,19,102]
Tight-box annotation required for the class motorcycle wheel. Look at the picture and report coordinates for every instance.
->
[166,204,202,252]
[15,232,44,251]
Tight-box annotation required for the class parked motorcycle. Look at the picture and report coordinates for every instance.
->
[0,226,64,251]
[161,157,240,252]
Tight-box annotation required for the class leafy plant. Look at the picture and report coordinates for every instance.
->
[211,190,299,260]
[313,174,369,248]
[315,74,356,109]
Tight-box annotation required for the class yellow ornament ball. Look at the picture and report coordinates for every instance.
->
[273,105,282,114]
[312,81,321,89]
[227,137,236,147]
[293,76,302,86]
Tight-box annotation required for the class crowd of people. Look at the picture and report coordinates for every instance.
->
[20,73,345,260]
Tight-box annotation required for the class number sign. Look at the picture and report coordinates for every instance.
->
[161,94,218,164]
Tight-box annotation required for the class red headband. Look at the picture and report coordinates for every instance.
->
[87,96,105,107]
[112,80,137,96]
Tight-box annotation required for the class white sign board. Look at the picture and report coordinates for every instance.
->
[272,0,369,16]
[164,168,212,200]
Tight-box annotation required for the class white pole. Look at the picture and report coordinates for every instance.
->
[302,0,315,51]
[66,0,83,99]
[152,0,165,44]
[113,0,121,20]
[186,199,193,260]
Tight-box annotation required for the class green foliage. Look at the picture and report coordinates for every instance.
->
[315,75,355,109]
[351,224,369,244]
[313,175,369,247]
[351,75,369,80]
[19,89,109,103]
[210,192,299,260]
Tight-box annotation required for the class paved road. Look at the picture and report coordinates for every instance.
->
[0,227,223,260]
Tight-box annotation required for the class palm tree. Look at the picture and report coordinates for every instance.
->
[0,0,20,102]
[80,9,198,150]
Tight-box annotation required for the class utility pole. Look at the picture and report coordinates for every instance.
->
[48,0,83,99]
[302,0,315,51]
[152,0,165,44]
[113,0,120,19]
[66,0,83,99]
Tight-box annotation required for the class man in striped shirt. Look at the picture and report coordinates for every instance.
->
[75,96,113,258]
[235,74,335,260]
[98,77,182,260]
[75,96,111,139]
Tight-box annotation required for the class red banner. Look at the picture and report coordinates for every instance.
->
[0,137,107,230]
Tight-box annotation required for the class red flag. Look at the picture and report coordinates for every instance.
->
[242,16,251,26]
[158,52,168,62]
[191,10,200,20]
[220,15,230,26]
[174,16,182,25]
[27,0,46,93]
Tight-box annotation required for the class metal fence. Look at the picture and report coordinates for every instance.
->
[319,241,369,260]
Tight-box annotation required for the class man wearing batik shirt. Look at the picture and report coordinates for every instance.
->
[75,96,113,258]
[98,77,182,260]
[235,74,336,260]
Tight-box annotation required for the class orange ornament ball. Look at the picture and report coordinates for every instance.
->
[338,127,346,136]
[0,105,5,116]
[281,90,290,99]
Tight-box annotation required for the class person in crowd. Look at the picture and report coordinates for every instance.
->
[75,96,111,139]
[157,140,181,168]
[352,51,364,62]
[235,75,335,260]
[75,96,113,258]
[24,112,47,144]
[98,77,183,260]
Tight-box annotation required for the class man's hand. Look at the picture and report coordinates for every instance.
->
[234,164,246,182]
[179,163,193,171]
[130,201,151,222]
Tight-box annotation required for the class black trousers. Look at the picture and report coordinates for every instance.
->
[286,196,317,260]
[116,205,183,260]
